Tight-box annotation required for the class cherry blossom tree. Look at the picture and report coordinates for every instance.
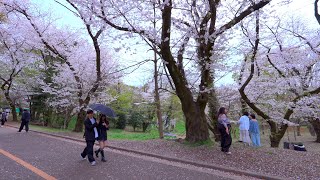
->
[2,0,120,132]
[0,12,39,121]
[62,0,273,142]
[238,12,320,147]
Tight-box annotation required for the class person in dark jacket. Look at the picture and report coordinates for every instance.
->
[94,114,109,162]
[81,109,99,166]
[1,111,7,127]
[18,109,30,132]
[217,107,232,155]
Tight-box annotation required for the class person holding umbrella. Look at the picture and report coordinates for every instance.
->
[81,109,99,166]
[94,114,109,162]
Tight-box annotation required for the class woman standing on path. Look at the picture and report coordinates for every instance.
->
[95,114,109,162]
[217,107,232,155]
[249,114,261,147]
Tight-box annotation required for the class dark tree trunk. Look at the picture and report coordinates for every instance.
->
[180,92,209,143]
[142,122,150,132]
[10,105,17,122]
[74,109,86,132]
[31,107,36,121]
[309,118,320,143]
[268,121,288,147]
[208,89,220,142]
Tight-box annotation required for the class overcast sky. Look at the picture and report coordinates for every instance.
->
[31,0,319,87]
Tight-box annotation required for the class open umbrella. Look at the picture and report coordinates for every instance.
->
[89,104,116,118]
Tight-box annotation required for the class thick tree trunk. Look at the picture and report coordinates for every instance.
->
[31,107,36,121]
[268,121,288,147]
[74,109,86,132]
[179,90,209,142]
[10,105,17,122]
[208,89,220,142]
[184,106,209,142]
[309,118,320,143]
[142,122,150,132]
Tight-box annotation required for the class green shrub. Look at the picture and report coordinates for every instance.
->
[115,112,127,129]
[128,111,144,131]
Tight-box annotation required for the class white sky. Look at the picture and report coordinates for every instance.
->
[31,0,319,87]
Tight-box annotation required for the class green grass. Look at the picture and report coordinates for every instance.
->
[108,128,159,140]
[173,120,186,135]
[67,116,77,131]
[29,123,161,140]
[29,124,70,133]
[28,118,186,141]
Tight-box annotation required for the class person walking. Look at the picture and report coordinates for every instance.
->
[238,112,251,146]
[94,114,109,162]
[217,107,232,155]
[0,111,7,127]
[249,113,261,147]
[18,109,30,132]
[81,109,99,166]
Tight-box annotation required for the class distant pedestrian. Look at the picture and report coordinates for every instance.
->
[18,109,30,132]
[238,111,251,146]
[94,114,109,162]
[217,107,232,155]
[249,114,261,147]
[1,111,7,127]
[81,109,99,166]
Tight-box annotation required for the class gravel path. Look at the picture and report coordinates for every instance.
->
[108,139,320,180]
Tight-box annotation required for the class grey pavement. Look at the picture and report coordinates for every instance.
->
[0,127,250,180]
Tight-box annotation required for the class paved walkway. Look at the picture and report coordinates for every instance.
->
[0,127,250,180]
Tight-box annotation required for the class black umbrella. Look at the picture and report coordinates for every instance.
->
[89,104,116,118]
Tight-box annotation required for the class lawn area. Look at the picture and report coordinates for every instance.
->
[173,120,186,136]
[26,122,168,141]
[22,117,187,141]
[29,124,70,133]
[108,128,159,140]
[65,117,186,140]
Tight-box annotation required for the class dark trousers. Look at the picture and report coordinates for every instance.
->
[81,140,95,162]
[18,121,29,132]
[1,120,5,125]
[219,124,232,152]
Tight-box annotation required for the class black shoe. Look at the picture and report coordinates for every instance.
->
[95,150,100,158]
[100,150,106,162]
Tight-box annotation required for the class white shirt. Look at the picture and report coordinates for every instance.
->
[89,118,98,138]
[238,115,250,130]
